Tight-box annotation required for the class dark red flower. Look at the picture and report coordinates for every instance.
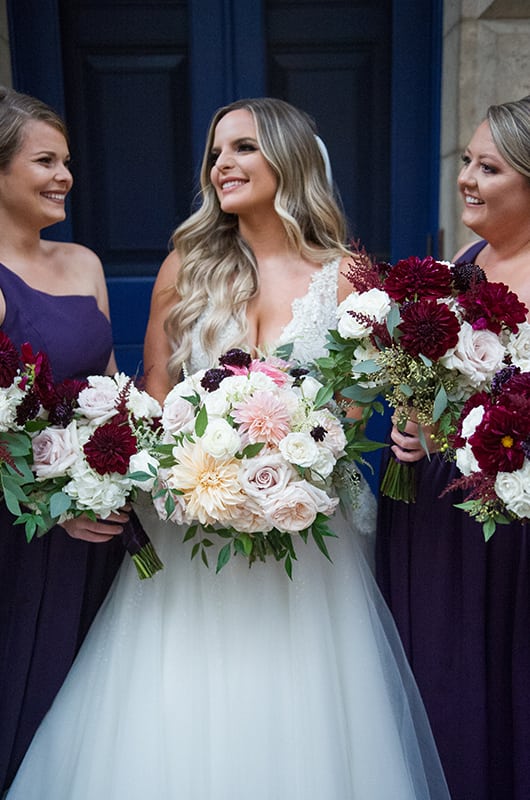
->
[469,406,528,473]
[496,372,530,416]
[20,342,56,404]
[15,390,41,425]
[384,256,453,302]
[47,378,88,425]
[201,368,232,392]
[84,418,137,475]
[398,299,460,360]
[458,281,528,334]
[450,261,487,293]
[219,349,252,370]
[0,332,20,388]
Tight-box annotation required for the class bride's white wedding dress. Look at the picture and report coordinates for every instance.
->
[7,260,449,799]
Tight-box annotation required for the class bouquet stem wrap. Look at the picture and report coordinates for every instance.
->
[380,456,417,503]
[122,508,164,580]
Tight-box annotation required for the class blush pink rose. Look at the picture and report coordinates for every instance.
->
[32,422,79,479]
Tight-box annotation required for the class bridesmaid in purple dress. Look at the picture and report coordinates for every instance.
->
[0,87,126,792]
[377,95,530,800]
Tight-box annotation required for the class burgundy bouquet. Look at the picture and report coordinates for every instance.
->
[0,333,164,578]
[316,248,527,502]
[447,366,530,538]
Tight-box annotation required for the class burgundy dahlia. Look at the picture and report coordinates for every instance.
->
[497,372,530,414]
[458,281,528,334]
[384,256,453,302]
[0,332,20,388]
[84,418,137,475]
[469,406,527,473]
[398,299,460,360]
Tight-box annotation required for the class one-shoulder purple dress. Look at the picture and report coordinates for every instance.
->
[0,263,125,792]
[376,241,530,800]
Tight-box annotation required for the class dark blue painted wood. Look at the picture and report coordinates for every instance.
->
[390,0,443,260]
[7,0,72,241]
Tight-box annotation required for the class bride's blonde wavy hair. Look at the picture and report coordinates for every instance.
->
[165,97,349,381]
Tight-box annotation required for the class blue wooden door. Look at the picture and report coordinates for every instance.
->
[7,0,442,485]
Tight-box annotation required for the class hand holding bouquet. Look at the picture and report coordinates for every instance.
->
[0,332,164,578]
[316,247,528,501]
[147,348,379,576]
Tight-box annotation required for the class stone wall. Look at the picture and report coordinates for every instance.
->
[440,0,530,259]
[0,0,11,87]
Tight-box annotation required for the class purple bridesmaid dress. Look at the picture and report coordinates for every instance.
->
[0,263,125,791]
[376,241,530,800]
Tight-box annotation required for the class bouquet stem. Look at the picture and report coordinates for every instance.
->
[123,509,164,579]
[380,456,417,503]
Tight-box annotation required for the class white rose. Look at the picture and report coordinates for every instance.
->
[64,464,130,518]
[0,386,24,432]
[162,392,195,436]
[128,450,159,491]
[455,443,481,477]
[239,453,296,499]
[495,462,530,519]
[460,405,485,439]
[201,418,241,458]
[278,432,320,468]
[167,372,206,401]
[440,322,506,387]
[299,375,324,403]
[225,497,272,533]
[337,288,391,339]
[126,386,161,421]
[506,322,530,371]
[309,446,336,480]
[32,421,80,479]
[77,377,120,424]
[202,390,231,419]
[262,480,338,532]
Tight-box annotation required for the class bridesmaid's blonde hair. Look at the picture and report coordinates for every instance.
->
[487,95,530,180]
[165,97,349,381]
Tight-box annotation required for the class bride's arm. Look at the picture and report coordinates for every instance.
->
[143,251,182,403]
[337,256,363,421]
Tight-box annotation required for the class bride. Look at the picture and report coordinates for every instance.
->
[7,97,449,799]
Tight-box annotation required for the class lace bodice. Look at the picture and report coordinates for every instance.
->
[188,259,340,372]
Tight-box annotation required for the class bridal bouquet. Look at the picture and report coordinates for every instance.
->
[447,360,530,539]
[145,348,378,576]
[0,333,164,578]
[316,248,528,501]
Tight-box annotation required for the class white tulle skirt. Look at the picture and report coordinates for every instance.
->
[7,486,449,799]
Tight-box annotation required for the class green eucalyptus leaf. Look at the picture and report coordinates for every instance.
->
[50,491,72,519]
[194,404,208,437]
[216,542,232,573]
[433,384,448,423]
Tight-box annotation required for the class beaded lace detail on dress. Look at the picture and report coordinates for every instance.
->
[188,259,340,373]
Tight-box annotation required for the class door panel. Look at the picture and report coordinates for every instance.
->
[8,0,441,485]
[267,0,391,258]
[58,0,190,373]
